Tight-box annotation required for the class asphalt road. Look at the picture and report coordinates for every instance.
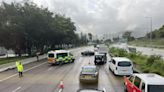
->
[0,46,124,92]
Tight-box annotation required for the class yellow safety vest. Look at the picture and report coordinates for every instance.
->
[17,64,24,72]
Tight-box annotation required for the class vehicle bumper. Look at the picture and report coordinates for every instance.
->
[79,78,98,83]
[115,71,133,76]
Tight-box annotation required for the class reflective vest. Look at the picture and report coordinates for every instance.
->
[17,64,24,72]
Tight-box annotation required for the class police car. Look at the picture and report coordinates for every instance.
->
[47,50,75,65]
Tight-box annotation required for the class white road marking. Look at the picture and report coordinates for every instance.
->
[58,88,63,92]
[12,86,21,92]
[47,67,53,71]
[0,62,47,82]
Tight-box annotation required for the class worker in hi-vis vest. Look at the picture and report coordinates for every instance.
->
[16,61,24,77]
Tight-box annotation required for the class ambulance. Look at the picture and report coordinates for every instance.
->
[47,50,75,65]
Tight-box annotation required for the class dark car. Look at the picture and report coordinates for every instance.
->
[94,53,107,65]
[77,89,106,92]
[79,66,99,83]
[81,50,95,56]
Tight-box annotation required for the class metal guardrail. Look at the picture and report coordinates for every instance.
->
[0,54,47,72]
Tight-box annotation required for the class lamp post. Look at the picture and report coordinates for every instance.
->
[145,17,152,42]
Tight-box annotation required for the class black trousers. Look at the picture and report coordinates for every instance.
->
[19,72,23,77]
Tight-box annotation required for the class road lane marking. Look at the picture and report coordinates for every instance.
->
[0,62,47,82]
[58,89,63,92]
[12,86,21,92]
[47,67,53,71]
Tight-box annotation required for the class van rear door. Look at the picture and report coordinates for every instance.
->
[117,61,133,74]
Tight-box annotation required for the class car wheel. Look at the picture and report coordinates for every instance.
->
[72,59,75,63]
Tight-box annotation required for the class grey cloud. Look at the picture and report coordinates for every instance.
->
[1,0,164,37]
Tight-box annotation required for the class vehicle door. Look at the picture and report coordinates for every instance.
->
[110,59,116,71]
[117,61,133,74]
[133,76,142,92]
[140,81,146,92]
[126,75,135,92]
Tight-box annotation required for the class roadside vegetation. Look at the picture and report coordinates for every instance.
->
[128,25,164,49]
[109,47,164,76]
[0,1,90,57]
[129,39,164,49]
[0,56,28,65]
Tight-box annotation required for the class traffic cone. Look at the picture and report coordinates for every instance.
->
[58,80,64,89]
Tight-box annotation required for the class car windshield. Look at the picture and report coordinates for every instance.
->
[148,85,164,92]
[95,55,103,59]
[56,53,68,58]
[118,61,131,67]
[48,53,54,58]
[82,67,96,73]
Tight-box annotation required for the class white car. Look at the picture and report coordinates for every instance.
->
[109,57,133,76]
[124,73,164,92]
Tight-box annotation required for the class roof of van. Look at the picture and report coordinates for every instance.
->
[95,52,104,56]
[134,73,164,85]
[48,50,69,54]
[112,57,131,62]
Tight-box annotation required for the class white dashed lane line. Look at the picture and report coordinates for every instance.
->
[12,86,21,92]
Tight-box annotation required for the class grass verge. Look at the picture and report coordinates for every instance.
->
[128,39,164,49]
[109,47,164,76]
[0,56,28,65]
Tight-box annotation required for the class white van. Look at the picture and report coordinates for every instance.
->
[47,50,74,65]
[109,57,133,75]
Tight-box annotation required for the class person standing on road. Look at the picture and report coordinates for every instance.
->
[17,62,24,77]
[36,52,39,61]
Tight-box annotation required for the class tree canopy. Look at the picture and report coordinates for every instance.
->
[0,1,82,56]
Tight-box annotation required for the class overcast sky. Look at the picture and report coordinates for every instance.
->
[2,0,164,38]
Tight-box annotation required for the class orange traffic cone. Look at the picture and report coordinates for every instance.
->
[58,80,64,89]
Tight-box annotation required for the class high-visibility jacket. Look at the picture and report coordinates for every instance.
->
[17,64,24,72]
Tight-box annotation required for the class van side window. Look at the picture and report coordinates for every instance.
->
[141,82,145,92]
[112,59,116,65]
[129,76,134,83]
[134,76,141,88]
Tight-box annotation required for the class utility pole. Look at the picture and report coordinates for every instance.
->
[145,17,152,42]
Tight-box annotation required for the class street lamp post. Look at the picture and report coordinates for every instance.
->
[145,17,153,42]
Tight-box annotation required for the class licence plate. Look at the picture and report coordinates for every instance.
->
[122,70,127,71]
[85,76,91,79]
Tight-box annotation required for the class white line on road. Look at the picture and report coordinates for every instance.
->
[58,88,63,92]
[0,62,47,82]
[12,86,21,92]
[47,67,53,71]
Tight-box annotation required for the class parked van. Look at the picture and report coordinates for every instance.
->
[124,73,164,92]
[109,57,133,75]
[47,50,75,65]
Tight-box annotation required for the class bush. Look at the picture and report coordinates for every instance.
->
[109,47,164,76]
[146,55,161,66]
